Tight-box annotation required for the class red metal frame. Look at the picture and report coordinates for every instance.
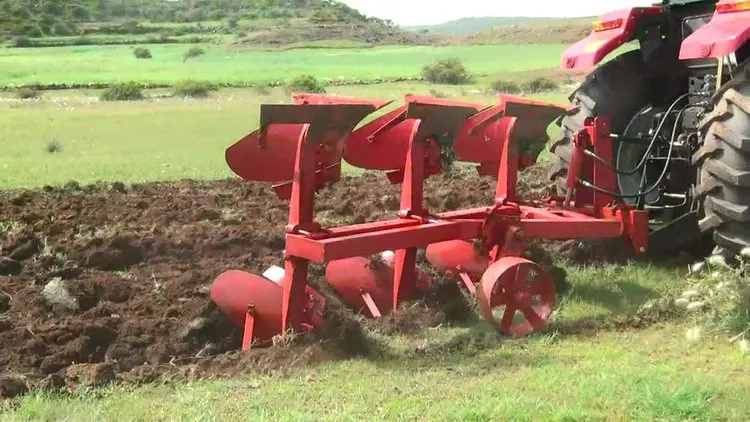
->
[560,7,663,70]
[216,93,650,347]
[679,0,750,60]
[562,1,750,67]
[274,96,647,335]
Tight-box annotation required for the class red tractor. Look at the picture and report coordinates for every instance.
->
[555,0,750,260]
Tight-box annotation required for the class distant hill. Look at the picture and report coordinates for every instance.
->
[0,0,436,48]
[448,17,594,45]
[406,17,553,36]
[0,0,593,48]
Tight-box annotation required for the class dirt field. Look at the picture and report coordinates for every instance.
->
[0,164,633,398]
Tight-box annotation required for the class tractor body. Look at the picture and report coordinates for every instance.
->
[556,0,750,257]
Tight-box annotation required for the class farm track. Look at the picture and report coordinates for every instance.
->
[0,164,638,398]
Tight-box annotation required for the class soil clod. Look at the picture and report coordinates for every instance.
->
[0,258,22,276]
[0,291,10,313]
[66,363,116,387]
[0,374,28,399]
[9,237,43,261]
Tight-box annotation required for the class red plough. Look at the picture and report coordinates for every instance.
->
[211,93,649,349]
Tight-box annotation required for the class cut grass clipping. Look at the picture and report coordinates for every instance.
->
[638,257,750,355]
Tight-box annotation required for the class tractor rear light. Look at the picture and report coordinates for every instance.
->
[593,18,624,32]
[717,0,750,13]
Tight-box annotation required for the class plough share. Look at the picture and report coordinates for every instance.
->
[210,93,649,350]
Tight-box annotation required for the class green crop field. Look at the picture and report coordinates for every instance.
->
[0,43,568,88]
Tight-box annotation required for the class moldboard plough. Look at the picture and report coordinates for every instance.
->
[209,93,650,349]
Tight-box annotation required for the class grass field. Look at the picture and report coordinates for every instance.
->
[7,327,750,421]
[0,43,567,87]
[0,83,571,189]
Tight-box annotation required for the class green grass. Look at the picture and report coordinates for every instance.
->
[3,263,748,421]
[0,43,568,88]
[0,84,572,189]
[7,326,749,421]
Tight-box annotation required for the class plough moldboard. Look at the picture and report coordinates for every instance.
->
[210,93,650,350]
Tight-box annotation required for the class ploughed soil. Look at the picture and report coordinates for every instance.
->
[0,164,634,398]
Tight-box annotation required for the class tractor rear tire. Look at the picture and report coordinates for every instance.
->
[696,60,750,258]
[548,50,652,192]
[549,48,687,194]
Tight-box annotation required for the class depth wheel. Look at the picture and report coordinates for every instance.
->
[476,257,556,336]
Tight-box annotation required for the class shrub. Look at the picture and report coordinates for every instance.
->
[489,79,521,94]
[521,77,558,93]
[421,58,471,85]
[182,46,205,62]
[286,74,326,94]
[46,140,62,154]
[13,36,31,48]
[15,88,40,100]
[133,47,152,59]
[99,82,144,101]
[22,26,43,38]
[173,80,217,98]
[51,22,74,36]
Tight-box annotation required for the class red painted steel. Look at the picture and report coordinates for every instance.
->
[425,240,490,282]
[325,257,395,317]
[454,95,570,179]
[211,93,651,349]
[210,270,325,347]
[380,250,433,291]
[475,257,556,336]
[560,7,663,70]
[679,0,750,59]
[225,94,390,199]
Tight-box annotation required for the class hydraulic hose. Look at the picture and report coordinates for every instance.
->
[577,106,686,200]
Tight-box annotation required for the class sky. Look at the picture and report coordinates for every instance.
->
[340,0,649,26]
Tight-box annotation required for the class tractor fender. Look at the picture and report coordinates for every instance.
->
[560,7,663,70]
[679,1,750,60]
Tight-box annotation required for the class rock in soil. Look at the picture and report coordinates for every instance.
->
[41,277,79,315]
[9,237,43,261]
[0,374,28,398]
